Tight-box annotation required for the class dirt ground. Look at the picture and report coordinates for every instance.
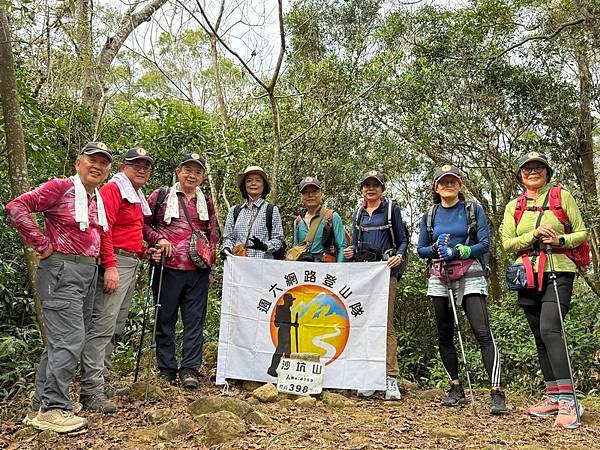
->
[2,378,600,450]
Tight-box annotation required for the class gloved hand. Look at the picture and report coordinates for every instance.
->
[439,244,457,261]
[436,233,450,248]
[220,247,233,260]
[247,237,268,251]
[455,244,472,260]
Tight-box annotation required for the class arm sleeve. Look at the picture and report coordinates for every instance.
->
[392,205,408,256]
[560,190,588,248]
[266,206,284,252]
[4,180,65,254]
[468,204,490,258]
[332,212,347,262]
[99,183,122,269]
[222,207,235,250]
[143,189,163,246]
[417,212,436,259]
[500,199,536,253]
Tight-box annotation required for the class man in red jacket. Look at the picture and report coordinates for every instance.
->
[79,147,170,413]
[6,142,112,433]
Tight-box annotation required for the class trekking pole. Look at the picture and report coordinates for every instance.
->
[444,267,475,407]
[134,260,156,383]
[545,244,582,427]
[145,253,165,401]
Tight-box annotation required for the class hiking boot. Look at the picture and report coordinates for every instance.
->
[527,395,559,417]
[30,409,87,433]
[357,390,376,398]
[180,372,200,390]
[441,383,467,407]
[490,390,508,415]
[104,384,130,398]
[81,393,118,414]
[385,376,401,401]
[267,367,278,378]
[554,397,584,429]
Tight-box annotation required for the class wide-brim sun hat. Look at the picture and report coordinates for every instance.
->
[237,165,271,197]
[515,151,553,182]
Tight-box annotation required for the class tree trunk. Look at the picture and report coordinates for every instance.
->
[268,91,283,202]
[210,33,229,130]
[0,8,45,342]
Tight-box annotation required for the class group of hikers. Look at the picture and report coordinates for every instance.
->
[6,142,588,433]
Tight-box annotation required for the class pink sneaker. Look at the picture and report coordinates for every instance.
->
[554,398,583,429]
[527,396,559,417]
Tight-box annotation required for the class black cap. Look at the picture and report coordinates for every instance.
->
[80,142,113,162]
[360,170,385,188]
[179,153,206,169]
[298,176,322,192]
[433,165,462,188]
[516,151,553,181]
[283,293,296,301]
[123,147,154,164]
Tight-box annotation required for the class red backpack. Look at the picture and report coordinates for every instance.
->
[514,185,590,271]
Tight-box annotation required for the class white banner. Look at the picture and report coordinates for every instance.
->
[216,257,389,390]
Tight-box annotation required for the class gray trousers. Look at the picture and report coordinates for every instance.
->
[80,254,139,396]
[33,255,98,411]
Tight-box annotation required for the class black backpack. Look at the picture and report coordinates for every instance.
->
[150,186,169,229]
[233,203,286,260]
[425,200,490,276]
[353,200,410,277]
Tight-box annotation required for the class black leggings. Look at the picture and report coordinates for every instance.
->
[432,294,501,387]
[519,273,574,384]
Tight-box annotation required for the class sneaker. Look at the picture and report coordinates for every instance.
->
[357,390,376,398]
[385,376,401,401]
[527,395,559,417]
[81,393,118,414]
[490,390,508,415]
[180,372,200,390]
[23,401,81,425]
[554,397,584,429]
[441,383,467,407]
[30,409,87,433]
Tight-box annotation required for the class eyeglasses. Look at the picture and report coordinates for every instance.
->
[182,166,205,176]
[126,162,152,172]
[521,165,546,175]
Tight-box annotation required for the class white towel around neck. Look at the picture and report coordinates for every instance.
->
[163,182,209,225]
[71,175,108,232]
[109,172,152,216]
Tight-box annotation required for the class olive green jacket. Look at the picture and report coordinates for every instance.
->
[501,184,588,273]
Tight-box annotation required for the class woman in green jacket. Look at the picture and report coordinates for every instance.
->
[501,152,587,429]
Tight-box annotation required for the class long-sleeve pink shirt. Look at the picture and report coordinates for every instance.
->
[5,178,104,257]
[144,188,216,271]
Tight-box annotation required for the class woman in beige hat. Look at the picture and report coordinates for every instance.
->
[222,166,284,259]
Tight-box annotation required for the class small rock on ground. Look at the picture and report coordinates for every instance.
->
[321,392,353,408]
[146,408,173,424]
[204,410,247,445]
[252,383,279,403]
[188,396,254,418]
[245,410,273,426]
[129,382,166,401]
[294,396,317,407]
[158,418,195,440]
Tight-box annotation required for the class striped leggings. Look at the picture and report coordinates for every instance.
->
[432,294,501,387]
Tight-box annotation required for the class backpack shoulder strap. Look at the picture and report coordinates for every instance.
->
[151,187,168,226]
[426,204,439,245]
[548,185,570,230]
[464,201,478,245]
[388,200,397,249]
[514,193,529,225]
[266,203,274,239]
[354,206,365,243]
[233,204,242,224]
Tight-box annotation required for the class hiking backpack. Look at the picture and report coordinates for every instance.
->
[425,200,490,276]
[353,200,410,276]
[514,185,590,270]
[293,209,352,257]
[233,203,286,260]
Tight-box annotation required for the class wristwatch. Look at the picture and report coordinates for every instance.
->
[558,236,566,247]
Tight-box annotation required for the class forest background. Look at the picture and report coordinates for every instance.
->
[0,0,599,416]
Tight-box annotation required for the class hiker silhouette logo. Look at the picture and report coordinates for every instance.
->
[268,284,350,370]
